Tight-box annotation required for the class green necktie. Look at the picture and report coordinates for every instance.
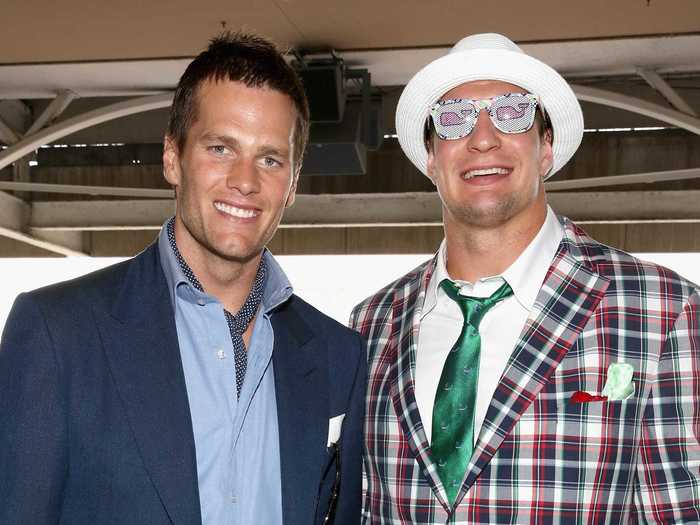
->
[431,279,513,505]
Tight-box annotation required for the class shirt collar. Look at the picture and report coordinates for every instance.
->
[260,249,294,313]
[158,221,193,305]
[501,206,564,310]
[422,206,563,318]
[157,218,293,314]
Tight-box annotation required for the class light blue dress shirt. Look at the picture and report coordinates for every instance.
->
[158,227,291,524]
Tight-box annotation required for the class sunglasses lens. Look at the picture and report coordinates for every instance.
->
[431,101,477,140]
[490,94,537,133]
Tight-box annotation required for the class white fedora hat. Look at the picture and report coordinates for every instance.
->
[396,33,583,179]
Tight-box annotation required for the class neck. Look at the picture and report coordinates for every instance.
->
[444,207,547,283]
[174,221,262,313]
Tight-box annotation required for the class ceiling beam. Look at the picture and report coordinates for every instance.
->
[28,191,700,231]
[31,199,175,230]
[0,93,173,171]
[0,116,20,145]
[2,35,700,97]
[2,166,699,198]
[549,191,700,222]
[545,168,700,191]
[572,84,700,135]
[0,181,173,198]
[29,229,86,253]
[25,89,77,136]
[635,67,698,116]
[0,190,87,256]
[0,226,88,256]
[0,190,29,232]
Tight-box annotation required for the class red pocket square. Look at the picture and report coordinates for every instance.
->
[570,391,608,404]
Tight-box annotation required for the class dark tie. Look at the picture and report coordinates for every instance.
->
[166,217,266,399]
[431,279,513,505]
[222,269,266,398]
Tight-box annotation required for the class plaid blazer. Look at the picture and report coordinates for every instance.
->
[350,217,700,524]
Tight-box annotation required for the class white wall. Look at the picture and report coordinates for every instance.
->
[1,253,699,332]
[0,255,429,330]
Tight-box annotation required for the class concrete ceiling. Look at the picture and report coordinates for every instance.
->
[2,0,700,98]
[2,34,700,99]
[3,0,700,64]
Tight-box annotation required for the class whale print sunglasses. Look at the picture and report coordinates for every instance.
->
[429,92,540,140]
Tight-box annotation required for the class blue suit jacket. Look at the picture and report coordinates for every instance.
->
[0,244,365,524]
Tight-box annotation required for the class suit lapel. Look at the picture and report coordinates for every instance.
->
[458,226,610,501]
[272,299,327,525]
[388,258,453,510]
[98,245,201,525]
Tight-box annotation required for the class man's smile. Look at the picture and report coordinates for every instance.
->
[213,200,261,219]
[460,166,512,183]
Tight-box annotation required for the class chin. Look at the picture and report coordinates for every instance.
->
[220,245,264,264]
[452,199,520,228]
[201,235,260,263]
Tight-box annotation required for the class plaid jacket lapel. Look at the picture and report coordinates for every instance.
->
[457,221,611,501]
[388,256,453,509]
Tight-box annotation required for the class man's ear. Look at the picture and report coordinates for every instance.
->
[285,168,299,208]
[425,147,438,186]
[539,129,554,179]
[163,136,181,187]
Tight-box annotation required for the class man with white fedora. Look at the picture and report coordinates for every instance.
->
[350,33,700,523]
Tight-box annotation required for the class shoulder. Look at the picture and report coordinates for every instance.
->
[12,244,158,316]
[563,218,699,300]
[277,295,366,387]
[284,294,360,344]
[349,257,434,330]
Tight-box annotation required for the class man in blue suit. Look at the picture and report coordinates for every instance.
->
[0,32,365,525]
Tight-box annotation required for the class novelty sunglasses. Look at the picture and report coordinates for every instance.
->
[429,92,540,140]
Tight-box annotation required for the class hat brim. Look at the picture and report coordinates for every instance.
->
[396,48,583,179]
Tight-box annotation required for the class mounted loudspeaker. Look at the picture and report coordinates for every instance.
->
[298,61,346,123]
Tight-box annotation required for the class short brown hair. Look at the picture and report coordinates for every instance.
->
[167,31,310,170]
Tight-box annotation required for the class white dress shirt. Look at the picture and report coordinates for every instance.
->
[416,206,564,443]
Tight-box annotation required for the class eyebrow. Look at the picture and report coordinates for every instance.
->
[200,133,239,149]
[259,145,291,159]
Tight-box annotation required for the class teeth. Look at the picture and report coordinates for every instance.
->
[214,201,258,219]
[463,167,510,179]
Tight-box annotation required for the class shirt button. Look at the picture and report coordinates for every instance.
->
[231,495,237,504]
[216,349,226,360]
[197,298,206,306]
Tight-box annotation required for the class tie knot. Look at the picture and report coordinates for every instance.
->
[440,279,513,328]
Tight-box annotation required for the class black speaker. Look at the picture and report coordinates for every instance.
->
[298,62,346,123]
[301,98,383,176]
[302,111,365,176]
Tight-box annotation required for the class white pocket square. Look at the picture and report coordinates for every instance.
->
[327,414,345,447]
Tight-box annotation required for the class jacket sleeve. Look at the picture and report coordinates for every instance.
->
[0,292,68,524]
[634,289,700,523]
